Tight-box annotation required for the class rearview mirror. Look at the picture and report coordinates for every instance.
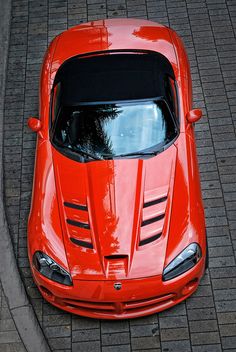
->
[186,109,202,124]
[28,117,42,132]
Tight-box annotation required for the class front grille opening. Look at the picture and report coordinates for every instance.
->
[64,201,88,211]
[141,213,165,227]
[139,232,162,246]
[56,292,176,315]
[143,195,167,208]
[61,298,115,312]
[67,218,90,229]
[70,237,93,249]
[65,304,113,314]
[124,293,176,310]
[105,255,128,260]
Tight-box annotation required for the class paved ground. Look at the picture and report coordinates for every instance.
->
[1,0,236,351]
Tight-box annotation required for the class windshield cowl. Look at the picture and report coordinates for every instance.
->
[52,132,179,163]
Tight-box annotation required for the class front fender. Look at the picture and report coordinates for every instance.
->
[28,139,69,272]
[165,132,206,269]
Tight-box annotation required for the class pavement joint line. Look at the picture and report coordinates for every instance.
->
[0,0,51,351]
[11,304,31,311]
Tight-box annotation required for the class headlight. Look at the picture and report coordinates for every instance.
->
[33,251,72,286]
[163,243,202,281]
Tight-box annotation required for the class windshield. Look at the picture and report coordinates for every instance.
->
[52,99,178,160]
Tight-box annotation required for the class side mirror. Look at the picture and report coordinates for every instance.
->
[28,117,42,132]
[186,109,202,124]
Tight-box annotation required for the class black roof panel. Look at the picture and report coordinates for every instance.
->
[54,51,175,104]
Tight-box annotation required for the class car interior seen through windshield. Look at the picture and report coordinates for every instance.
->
[51,52,179,161]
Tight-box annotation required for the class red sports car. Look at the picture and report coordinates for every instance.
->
[27,19,207,319]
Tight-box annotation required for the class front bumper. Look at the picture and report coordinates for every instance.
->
[31,258,205,319]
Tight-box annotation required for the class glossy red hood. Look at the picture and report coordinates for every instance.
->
[52,145,177,280]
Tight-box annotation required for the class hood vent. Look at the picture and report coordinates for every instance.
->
[64,202,87,211]
[139,233,162,246]
[66,218,90,230]
[141,213,165,227]
[70,237,93,249]
[105,255,128,260]
[64,201,93,249]
[139,189,168,247]
[143,195,167,208]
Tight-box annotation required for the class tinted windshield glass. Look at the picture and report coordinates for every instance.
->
[52,100,178,160]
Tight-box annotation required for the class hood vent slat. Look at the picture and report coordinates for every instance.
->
[143,196,167,208]
[139,233,162,246]
[105,255,128,260]
[67,219,90,229]
[64,202,87,211]
[141,213,165,227]
[70,237,93,249]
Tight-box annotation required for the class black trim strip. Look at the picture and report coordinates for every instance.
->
[70,237,93,249]
[75,96,163,106]
[141,213,165,227]
[139,233,162,246]
[143,196,167,208]
[67,219,90,229]
[64,202,87,211]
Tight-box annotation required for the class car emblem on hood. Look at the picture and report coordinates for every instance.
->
[114,282,122,290]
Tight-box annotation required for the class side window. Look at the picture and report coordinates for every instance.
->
[165,76,179,123]
[51,82,61,124]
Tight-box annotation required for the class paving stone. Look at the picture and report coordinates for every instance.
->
[161,340,191,352]
[0,319,16,332]
[101,320,129,333]
[44,325,71,339]
[102,345,131,352]
[160,302,187,317]
[131,336,160,350]
[159,315,188,329]
[187,308,217,321]
[217,312,236,325]
[192,345,222,352]
[130,324,159,337]
[222,336,236,350]
[186,296,215,309]
[0,342,26,352]
[129,313,158,325]
[50,337,71,350]
[72,328,100,342]
[189,320,218,333]
[43,314,71,327]
[0,331,21,344]
[101,332,130,346]
[72,316,100,330]
[215,300,236,313]
[72,340,101,352]
[191,331,221,345]
[219,323,236,337]
[160,327,189,341]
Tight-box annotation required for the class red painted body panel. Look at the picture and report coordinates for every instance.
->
[28,18,206,319]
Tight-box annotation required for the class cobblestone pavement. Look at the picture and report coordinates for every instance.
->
[0,285,27,351]
[1,0,236,351]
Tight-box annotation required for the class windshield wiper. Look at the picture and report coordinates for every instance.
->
[113,140,174,158]
[57,143,101,160]
[115,151,159,158]
[73,148,102,160]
